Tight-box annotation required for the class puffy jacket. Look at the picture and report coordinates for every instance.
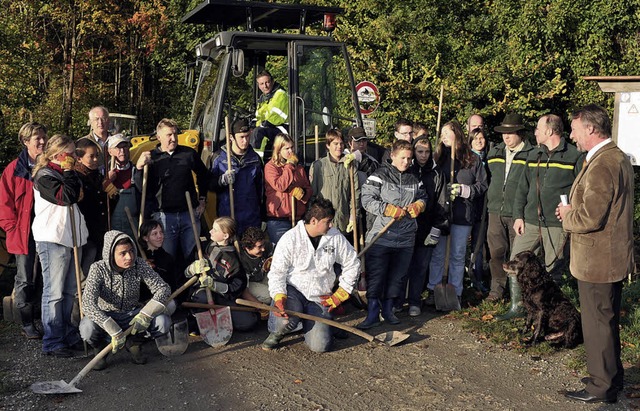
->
[0,149,34,254]
[437,148,488,226]
[409,159,447,243]
[264,160,312,220]
[310,154,360,233]
[362,162,427,248]
[513,138,584,228]
[210,146,263,235]
[256,83,288,127]
[486,140,534,217]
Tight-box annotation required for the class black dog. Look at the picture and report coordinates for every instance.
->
[503,251,583,348]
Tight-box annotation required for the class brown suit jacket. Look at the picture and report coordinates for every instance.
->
[562,142,634,283]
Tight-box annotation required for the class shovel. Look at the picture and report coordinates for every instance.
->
[434,114,461,312]
[186,192,233,348]
[30,276,199,395]
[236,298,410,347]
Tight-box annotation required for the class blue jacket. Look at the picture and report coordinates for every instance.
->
[210,146,263,235]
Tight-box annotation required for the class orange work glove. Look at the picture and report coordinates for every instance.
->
[60,154,76,171]
[384,204,406,220]
[102,180,119,199]
[273,293,288,318]
[321,287,350,312]
[287,153,299,166]
[406,201,426,218]
[261,256,273,273]
[291,187,304,201]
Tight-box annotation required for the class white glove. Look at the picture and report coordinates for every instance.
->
[219,170,236,186]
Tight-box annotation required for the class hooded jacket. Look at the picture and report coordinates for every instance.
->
[82,230,170,330]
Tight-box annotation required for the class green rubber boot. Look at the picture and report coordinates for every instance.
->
[261,332,284,351]
[496,275,525,321]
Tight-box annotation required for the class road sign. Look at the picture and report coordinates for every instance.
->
[356,81,380,115]
[363,118,376,137]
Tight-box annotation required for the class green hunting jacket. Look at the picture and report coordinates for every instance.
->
[486,140,534,217]
[512,138,585,228]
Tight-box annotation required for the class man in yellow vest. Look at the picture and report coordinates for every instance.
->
[251,70,288,160]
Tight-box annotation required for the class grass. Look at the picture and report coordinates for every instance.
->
[453,273,640,382]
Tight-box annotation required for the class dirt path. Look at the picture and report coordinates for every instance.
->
[0,308,633,410]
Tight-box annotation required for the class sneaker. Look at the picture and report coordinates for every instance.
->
[392,305,404,314]
[408,305,421,317]
[424,292,435,306]
[261,333,284,351]
[21,324,43,340]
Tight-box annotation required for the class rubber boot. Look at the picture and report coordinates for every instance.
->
[496,275,525,321]
[381,299,400,325]
[356,299,382,330]
[19,305,42,340]
[261,332,284,351]
[92,345,109,371]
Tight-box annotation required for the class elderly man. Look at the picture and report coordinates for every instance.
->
[135,119,210,261]
[511,114,584,281]
[466,114,484,134]
[262,198,360,352]
[251,70,288,159]
[79,106,111,173]
[558,105,633,404]
[485,113,534,313]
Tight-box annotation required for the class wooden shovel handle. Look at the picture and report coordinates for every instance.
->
[357,218,395,258]
[125,207,147,260]
[225,116,235,220]
[235,298,374,342]
[185,192,203,260]
[182,301,258,313]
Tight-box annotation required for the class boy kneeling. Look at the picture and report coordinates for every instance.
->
[80,230,171,370]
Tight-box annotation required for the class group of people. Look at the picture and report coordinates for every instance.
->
[0,101,632,404]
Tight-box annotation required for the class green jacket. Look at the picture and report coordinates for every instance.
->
[486,140,534,217]
[512,138,585,228]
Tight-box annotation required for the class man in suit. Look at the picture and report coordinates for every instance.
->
[557,104,634,404]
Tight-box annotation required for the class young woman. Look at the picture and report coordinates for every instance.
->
[359,139,427,328]
[186,217,257,331]
[468,127,490,293]
[32,134,88,357]
[426,121,488,306]
[264,133,312,244]
[139,220,177,297]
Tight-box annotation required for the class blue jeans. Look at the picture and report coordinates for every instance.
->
[428,224,472,297]
[406,245,434,306]
[154,211,199,260]
[365,243,414,300]
[37,241,81,352]
[79,309,171,347]
[271,285,332,353]
[266,219,292,245]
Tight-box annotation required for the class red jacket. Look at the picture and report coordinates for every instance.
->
[264,161,312,220]
[0,149,35,254]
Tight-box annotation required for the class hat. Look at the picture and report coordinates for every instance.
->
[232,118,250,134]
[348,126,368,141]
[494,113,525,133]
[107,134,131,149]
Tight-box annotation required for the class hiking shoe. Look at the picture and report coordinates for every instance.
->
[261,333,284,351]
[127,344,147,365]
[408,305,421,317]
[424,292,435,306]
[21,324,42,340]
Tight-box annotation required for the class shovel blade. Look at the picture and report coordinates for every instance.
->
[156,319,189,356]
[374,331,410,346]
[434,283,460,312]
[30,380,82,395]
[195,306,233,348]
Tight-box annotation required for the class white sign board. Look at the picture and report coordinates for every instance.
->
[616,92,640,165]
[363,118,376,138]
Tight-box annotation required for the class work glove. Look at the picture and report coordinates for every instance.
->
[261,256,273,273]
[273,293,288,317]
[286,153,299,166]
[406,201,426,218]
[345,219,355,233]
[342,151,361,169]
[291,187,304,201]
[219,169,236,186]
[129,312,152,335]
[384,203,406,220]
[186,258,211,277]
[111,331,127,354]
[424,227,441,246]
[102,181,119,199]
[448,183,471,201]
[320,287,350,312]
[199,274,229,295]
[60,154,76,171]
